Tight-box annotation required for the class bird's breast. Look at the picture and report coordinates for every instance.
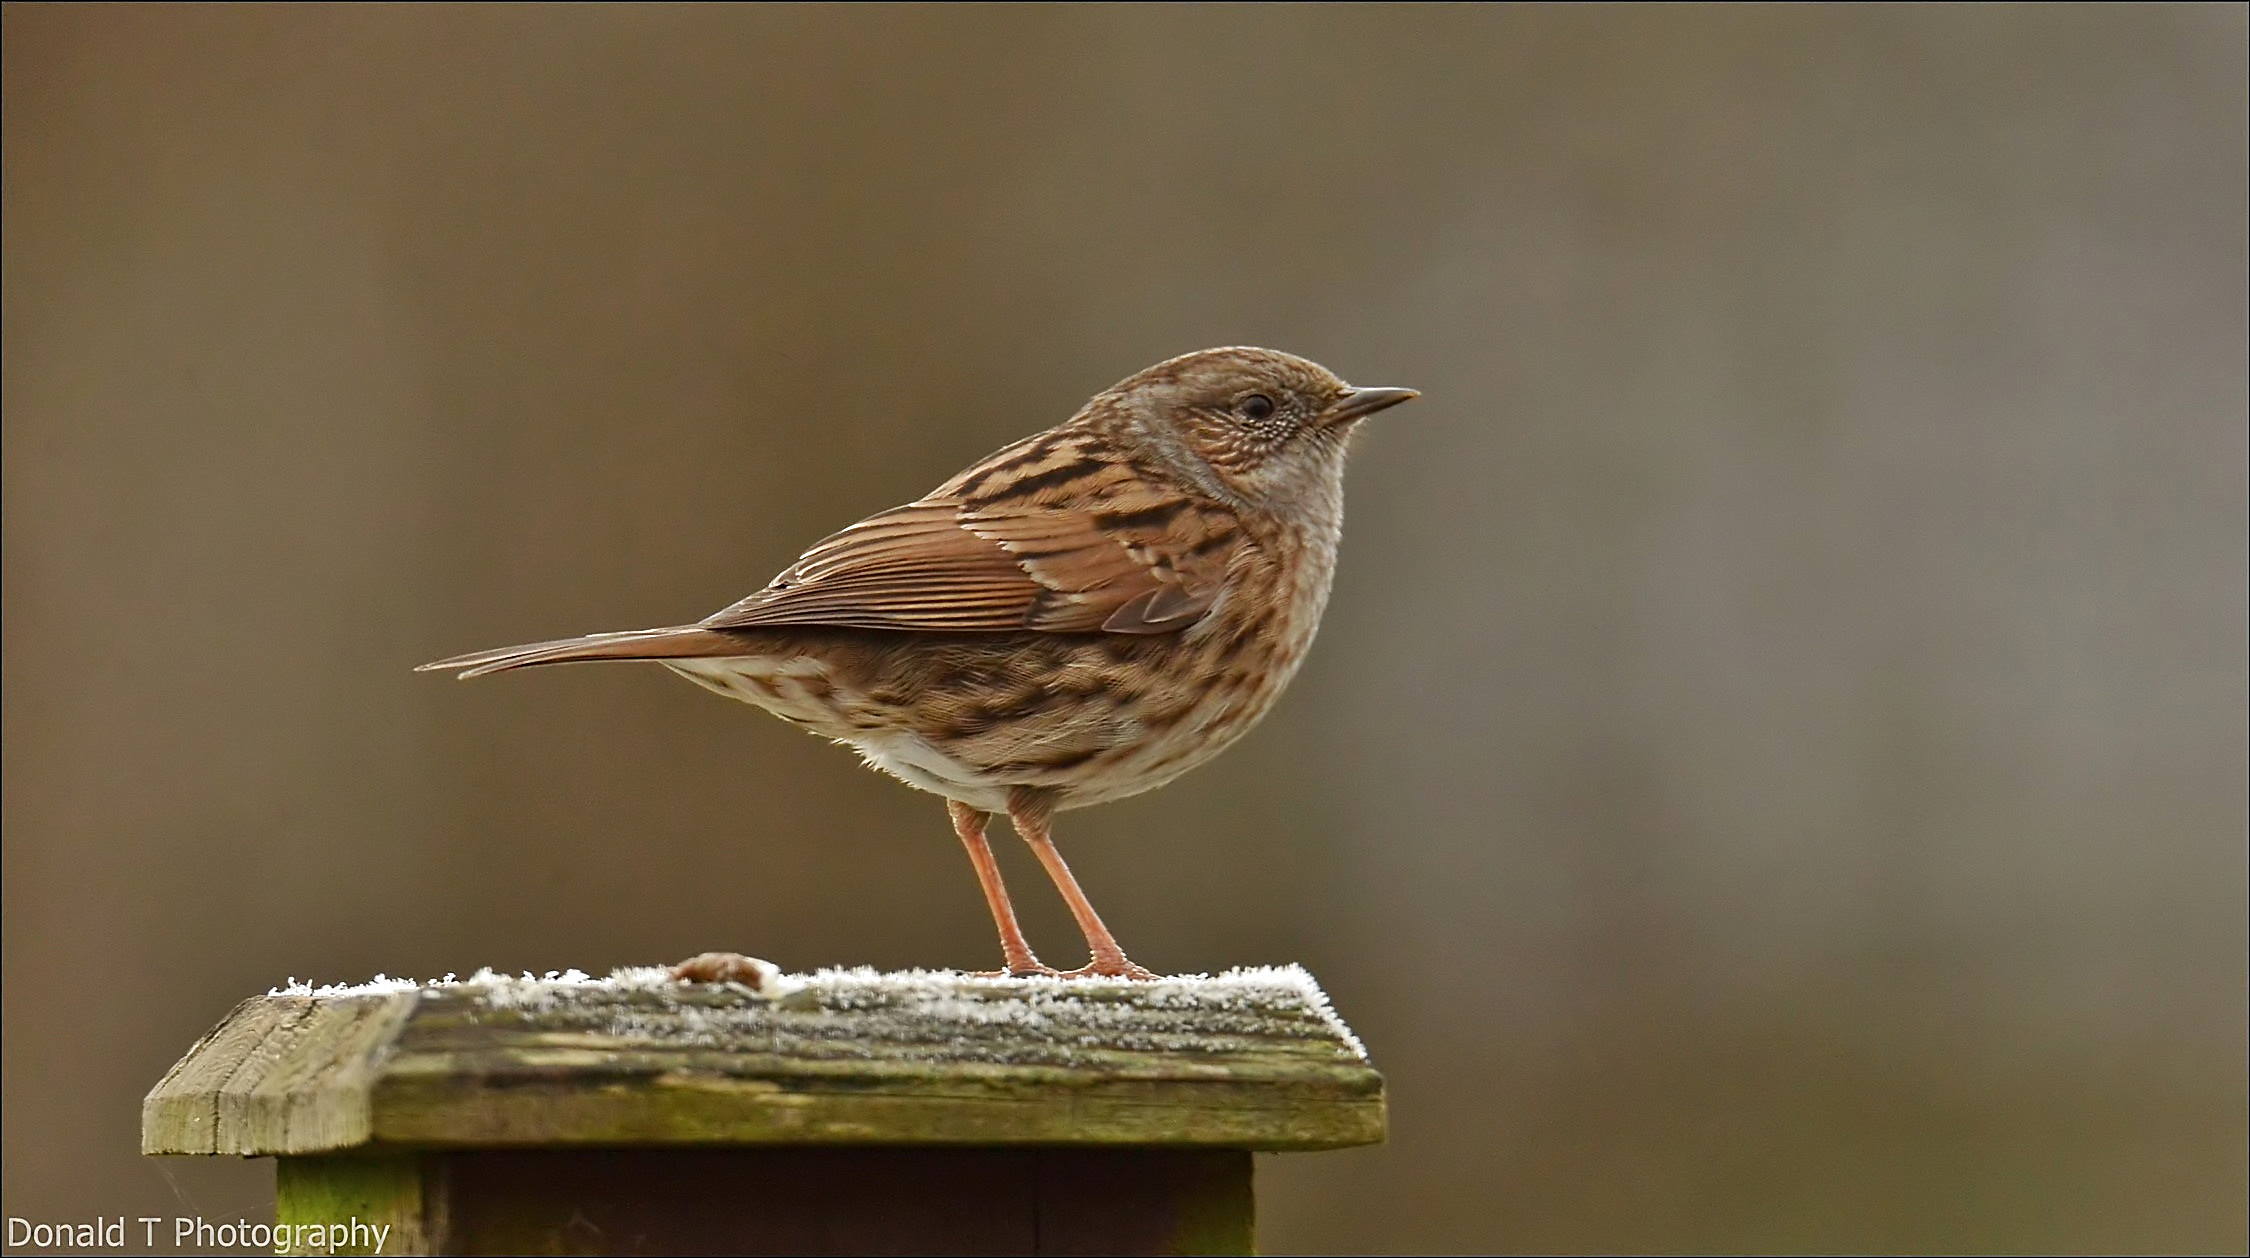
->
[1033,525,1337,808]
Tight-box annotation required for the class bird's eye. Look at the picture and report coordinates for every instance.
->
[1239,394,1276,421]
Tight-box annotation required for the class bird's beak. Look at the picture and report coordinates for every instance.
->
[1322,386,1420,425]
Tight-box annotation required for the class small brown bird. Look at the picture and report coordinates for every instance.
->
[421,347,1415,978]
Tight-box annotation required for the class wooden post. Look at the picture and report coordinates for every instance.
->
[143,965,1383,1256]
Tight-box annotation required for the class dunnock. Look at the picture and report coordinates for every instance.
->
[422,347,1416,978]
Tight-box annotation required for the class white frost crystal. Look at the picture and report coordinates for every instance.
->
[267,961,1368,1064]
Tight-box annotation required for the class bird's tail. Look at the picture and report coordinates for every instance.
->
[416,625,760,679]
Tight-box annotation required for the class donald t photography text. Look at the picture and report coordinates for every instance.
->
[6,1216,391,1255]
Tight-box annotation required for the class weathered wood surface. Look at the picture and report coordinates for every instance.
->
[144,965,1383,1157]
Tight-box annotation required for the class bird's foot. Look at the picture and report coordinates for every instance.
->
[1055,955,1160,981]
[970,954,1067,979]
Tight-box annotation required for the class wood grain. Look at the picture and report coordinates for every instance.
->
[144,971,1384,1156]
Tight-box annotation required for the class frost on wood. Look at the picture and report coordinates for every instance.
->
[153,962,1384,1155]
[267,962,1369,1066]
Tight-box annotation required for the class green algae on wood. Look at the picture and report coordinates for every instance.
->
[143,964,1384,1156]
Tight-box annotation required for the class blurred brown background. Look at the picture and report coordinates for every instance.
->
[4,5,2244,1253]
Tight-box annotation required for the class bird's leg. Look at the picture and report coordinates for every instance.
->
[949,799,1059,978]
[1006,788,1159,980]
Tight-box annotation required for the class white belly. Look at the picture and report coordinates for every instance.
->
[662,656,1015,811]
[848,731,1015,812]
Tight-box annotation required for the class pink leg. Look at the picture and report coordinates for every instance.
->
[948,800,1058,977]
[1007,789,1158,980]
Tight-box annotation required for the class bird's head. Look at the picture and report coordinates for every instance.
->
[1094,346,1417,513]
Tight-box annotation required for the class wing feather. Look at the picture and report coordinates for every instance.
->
[701,438,1243,636]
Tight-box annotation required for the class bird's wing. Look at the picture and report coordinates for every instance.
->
[702,461,1244,636]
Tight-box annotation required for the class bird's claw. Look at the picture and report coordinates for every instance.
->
[968,958,1157,981]
[970,960,1068,979]
[1055,957,1160,981]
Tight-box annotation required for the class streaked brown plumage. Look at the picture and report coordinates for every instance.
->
[421,347,1416,978]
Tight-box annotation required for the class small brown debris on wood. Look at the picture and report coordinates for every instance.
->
[670,952,781,992]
